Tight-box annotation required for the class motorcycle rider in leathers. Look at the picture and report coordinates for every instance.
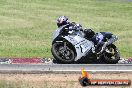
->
[56,16,116,54]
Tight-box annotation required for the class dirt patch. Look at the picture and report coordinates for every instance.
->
[0,72,132,88]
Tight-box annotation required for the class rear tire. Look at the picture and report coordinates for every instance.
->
[102,44,120,64]
[51,42,75,64]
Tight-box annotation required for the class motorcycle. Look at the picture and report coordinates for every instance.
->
[51,24,120,64]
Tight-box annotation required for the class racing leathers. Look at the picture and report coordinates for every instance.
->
[62,22,85,37]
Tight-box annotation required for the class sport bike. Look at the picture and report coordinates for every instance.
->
[51,24,120,64]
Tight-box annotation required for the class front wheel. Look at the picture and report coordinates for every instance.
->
[102,44,120,64]
[51,42,75,64]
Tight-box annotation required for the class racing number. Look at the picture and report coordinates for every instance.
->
[80,41,89,53]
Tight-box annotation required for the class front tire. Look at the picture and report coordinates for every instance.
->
[51,42,75,64]
[102,44,120,64]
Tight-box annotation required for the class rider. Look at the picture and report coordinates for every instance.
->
[56,16,117,54]
[57,16,94,37]
[57,16,83,32]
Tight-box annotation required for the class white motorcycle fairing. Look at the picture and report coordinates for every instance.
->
[63,35,94,61]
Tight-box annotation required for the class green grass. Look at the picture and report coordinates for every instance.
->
[0,0,132,58]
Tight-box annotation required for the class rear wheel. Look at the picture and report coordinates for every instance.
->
[102,44,120,64]
[51,41,75,64]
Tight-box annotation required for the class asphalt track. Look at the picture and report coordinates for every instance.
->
[0,58,132,73]
[0,64,132,73]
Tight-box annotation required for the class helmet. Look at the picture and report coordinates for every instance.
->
[57,16,68,27]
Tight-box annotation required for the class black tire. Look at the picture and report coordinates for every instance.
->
[51,42,75,64]
[102,44,120,64]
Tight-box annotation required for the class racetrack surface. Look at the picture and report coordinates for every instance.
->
[0,58,132,87]
[0,58,132,73]
[0,64,132,74]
